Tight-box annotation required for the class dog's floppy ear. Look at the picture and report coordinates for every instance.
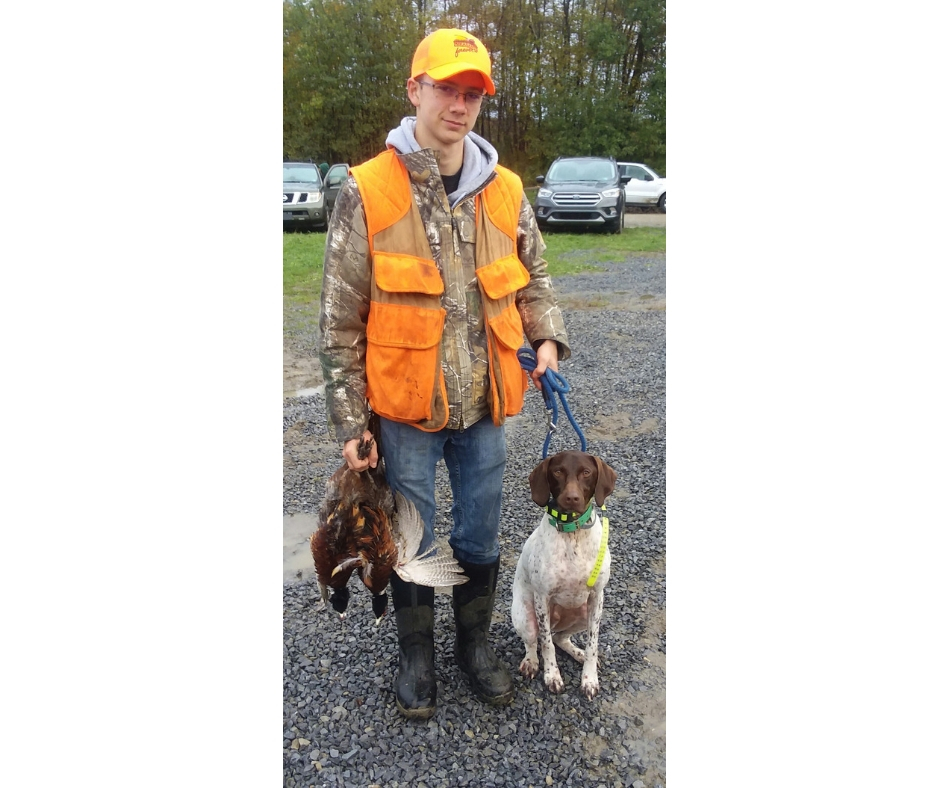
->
[528,457,554,506]
[592,456,618,505]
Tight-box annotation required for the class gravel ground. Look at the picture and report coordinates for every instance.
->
[283,252,666,788]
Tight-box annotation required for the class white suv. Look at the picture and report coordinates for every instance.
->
[618,162,666,213]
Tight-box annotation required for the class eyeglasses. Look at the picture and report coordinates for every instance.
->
[417,81,487,107]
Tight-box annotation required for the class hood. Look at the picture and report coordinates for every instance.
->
[545,179,618,192]
[386,116,498,206]
[283,180,321,190]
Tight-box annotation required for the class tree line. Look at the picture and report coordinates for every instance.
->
[283,0,665,181]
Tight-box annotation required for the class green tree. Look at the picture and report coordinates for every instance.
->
[283,0,420,162]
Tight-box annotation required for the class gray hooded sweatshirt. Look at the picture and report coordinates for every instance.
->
[385,116,499,207]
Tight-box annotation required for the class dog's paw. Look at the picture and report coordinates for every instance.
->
[544,670,565,694]
[519,656,539,679]
[580,674,599,700]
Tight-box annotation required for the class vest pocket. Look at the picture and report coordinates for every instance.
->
[476,254,530,300]
[374,252,444,295]
[366,302,445,422]
[487,303,528,416]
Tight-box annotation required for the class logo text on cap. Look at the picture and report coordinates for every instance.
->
[453,38,478,57]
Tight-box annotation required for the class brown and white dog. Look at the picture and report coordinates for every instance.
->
[511,450,618,699]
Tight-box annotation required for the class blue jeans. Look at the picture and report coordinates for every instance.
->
[379,416,507,564]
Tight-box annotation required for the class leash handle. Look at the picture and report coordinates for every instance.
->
[517,347,587,457]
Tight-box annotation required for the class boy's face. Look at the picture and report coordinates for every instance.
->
[407,71,487,152]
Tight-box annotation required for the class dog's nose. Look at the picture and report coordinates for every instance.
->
[559,489,584,511]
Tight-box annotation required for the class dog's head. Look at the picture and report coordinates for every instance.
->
[528,450,617,515]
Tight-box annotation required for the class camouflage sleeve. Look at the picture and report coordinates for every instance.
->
[318,176,373,445]
[515,195,571,360]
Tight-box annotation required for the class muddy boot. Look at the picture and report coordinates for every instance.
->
[452,557,515,706]
[389,572,436,719]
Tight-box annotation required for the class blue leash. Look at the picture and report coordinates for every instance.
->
[517,347,587,458]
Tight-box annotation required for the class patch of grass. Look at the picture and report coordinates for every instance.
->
[284,231,326,303]
[541,228,666,275]
[283,231,327,335]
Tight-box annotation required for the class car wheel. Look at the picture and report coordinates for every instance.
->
[658,193,666,213]
[607,205,623,234]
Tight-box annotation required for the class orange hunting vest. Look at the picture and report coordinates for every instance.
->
[351,149,530,431]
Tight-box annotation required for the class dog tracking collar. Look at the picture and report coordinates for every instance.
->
[545,500,597,532]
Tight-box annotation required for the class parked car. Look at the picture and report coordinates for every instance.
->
[323,163,350,221]
[283,162,327,230]
[534,156,628,233]
[617,162,666,213]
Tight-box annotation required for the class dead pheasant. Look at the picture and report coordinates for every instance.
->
[311,434,467,623]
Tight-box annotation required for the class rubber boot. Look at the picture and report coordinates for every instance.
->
[389,572,436,719]
[452,557,515,706]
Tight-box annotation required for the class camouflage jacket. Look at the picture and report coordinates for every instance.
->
[318,146,569,445]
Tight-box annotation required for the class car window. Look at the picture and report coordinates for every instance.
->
[548,160,616,182]
[622,165,643,181]
[326,165,349,185]
[284,165,322,184]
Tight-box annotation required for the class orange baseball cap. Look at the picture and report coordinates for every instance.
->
[411,29,495,96]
